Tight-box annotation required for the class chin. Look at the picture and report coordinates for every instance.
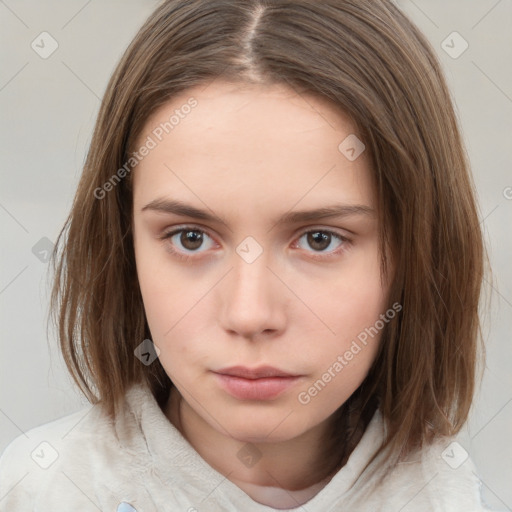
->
[227,426,297,445]
[212,406,310,444]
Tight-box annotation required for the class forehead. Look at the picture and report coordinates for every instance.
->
[131,80,374,216]
[143,80,355,134]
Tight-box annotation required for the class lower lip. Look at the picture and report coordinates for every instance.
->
[214,373,300,400]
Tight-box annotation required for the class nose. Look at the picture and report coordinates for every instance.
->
[217,246,286,340]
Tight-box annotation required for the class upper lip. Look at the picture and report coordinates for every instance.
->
[214,366,298,379]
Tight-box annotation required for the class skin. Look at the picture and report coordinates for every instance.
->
[131,79,393,500]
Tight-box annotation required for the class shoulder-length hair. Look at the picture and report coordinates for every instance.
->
[48,0,485,477]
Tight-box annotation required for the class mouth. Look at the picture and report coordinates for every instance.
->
[214,365,299,379]
[212,366,303,400]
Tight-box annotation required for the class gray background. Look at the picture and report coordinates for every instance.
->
[0,0,511,509]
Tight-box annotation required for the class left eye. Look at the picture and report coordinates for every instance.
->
[160,226,349,260]
[295,229,347,255]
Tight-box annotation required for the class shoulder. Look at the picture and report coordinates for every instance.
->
[350,411,497,511]
[420,437,497,511]
[382,436,496,511]
[0,383,163,510]
[1,404,90,463]
[0,401,112,508]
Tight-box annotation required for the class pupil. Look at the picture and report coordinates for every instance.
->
[308,231,330,251]
[182,230,203,250]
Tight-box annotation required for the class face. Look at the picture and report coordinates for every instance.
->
[132,80,392,444]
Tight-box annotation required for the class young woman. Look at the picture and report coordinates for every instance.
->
[0,1,496,510]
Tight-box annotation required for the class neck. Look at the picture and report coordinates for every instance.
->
[164,386,338,492]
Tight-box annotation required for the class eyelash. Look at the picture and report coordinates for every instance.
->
[158,225,351,262]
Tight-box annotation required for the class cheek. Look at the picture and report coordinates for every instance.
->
[297,245,388,388]
[134,232,181,337]
[316,243,388,341]
[296,311,385,413]
[133,237,210,372]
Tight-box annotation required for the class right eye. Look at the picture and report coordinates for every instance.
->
[160,226,217,261]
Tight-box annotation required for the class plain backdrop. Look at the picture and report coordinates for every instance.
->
[1,0,511,509]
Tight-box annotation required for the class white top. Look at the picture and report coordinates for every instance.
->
[0,383,496,511]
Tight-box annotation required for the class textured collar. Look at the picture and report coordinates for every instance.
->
[114,382,387,511]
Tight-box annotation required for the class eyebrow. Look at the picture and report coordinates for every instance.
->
[141,198,374,227]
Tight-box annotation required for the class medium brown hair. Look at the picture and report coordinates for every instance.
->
[48,0,485,479]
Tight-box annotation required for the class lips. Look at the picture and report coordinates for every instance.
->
[212,366,302,400]
[215,365,297,379]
